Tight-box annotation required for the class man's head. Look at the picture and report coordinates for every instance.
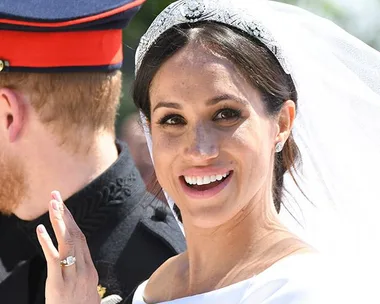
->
[0,71,122,215]
[0,0,145,216]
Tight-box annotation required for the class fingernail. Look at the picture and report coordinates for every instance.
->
[37,224,46,234]
[51,191,63,202]
[51,200,60,212]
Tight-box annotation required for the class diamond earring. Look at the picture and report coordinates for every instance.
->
[275,142,284,153]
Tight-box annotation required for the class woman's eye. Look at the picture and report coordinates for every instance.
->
[214,108,242,121]
[159,114,185,126]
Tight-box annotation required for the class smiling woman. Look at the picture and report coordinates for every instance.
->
[134,22,301,219]
[128,0,380,302]
[131,16,324,304]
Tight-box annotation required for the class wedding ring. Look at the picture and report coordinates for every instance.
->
[60,255,76,267]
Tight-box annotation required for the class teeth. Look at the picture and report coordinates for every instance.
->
[184,176,194,185]
[184,172,230,186]
[203,176,211,184]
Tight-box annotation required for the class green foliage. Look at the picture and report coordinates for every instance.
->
[123,0,174,47]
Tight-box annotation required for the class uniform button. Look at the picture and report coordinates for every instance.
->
[0,60,9,72]
[152,207,167,222]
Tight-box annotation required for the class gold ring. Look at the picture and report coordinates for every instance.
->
[60,255,76,267]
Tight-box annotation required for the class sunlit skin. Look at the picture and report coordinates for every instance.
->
[150,43,291,229]
[140,43,310,302]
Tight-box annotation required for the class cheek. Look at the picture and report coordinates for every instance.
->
[0,154,27,215]
[230,120,273,174]
[151,130,180,186]
[151,130,180,159]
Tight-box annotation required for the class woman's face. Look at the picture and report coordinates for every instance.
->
[149,44,282,228]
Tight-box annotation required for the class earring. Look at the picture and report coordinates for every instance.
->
[275,142,284,153]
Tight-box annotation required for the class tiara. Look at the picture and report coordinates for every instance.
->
[135,0,291,74]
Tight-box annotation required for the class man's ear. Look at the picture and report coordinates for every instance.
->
[275,100,296,143]
[0,88,26,142]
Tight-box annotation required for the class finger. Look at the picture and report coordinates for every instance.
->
[36,224,62,282]
[62,203,93,267]
[48,199,78,278]
[51,191,92,271]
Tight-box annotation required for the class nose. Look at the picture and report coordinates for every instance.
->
[183,122,219,162]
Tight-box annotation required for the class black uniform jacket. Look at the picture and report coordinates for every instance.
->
[0,142,186,304]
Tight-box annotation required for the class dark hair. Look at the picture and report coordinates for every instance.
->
[133,21,301,215]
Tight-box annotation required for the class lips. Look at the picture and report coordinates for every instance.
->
[179,170,233,199]
[183,172,230,186]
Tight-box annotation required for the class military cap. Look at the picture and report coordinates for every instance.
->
[0,0,145,72]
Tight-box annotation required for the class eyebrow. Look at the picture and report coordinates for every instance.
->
[206,94,249,107]
[152,94,249,112]
[153,102,182,112]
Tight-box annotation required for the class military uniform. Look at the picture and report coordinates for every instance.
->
[0,142,186,303]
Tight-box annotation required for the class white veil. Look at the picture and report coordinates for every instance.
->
[136,0,380,298]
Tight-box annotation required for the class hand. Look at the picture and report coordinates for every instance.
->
[36,191,101,304]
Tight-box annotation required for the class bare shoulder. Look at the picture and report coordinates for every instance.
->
[144,252,188,304]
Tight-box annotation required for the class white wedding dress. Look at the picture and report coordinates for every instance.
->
[132,254,347,304]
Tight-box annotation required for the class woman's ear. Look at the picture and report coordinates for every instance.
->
[0,88,26,142]
[275,100,296,143]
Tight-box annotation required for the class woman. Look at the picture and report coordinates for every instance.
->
[37,0,380,303]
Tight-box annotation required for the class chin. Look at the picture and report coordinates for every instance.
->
[182,203,242,229]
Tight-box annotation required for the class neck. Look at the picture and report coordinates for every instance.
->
[15,132,118,221]
[181,194,303,295]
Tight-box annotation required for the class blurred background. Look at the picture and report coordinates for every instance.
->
[118,0,380,182]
